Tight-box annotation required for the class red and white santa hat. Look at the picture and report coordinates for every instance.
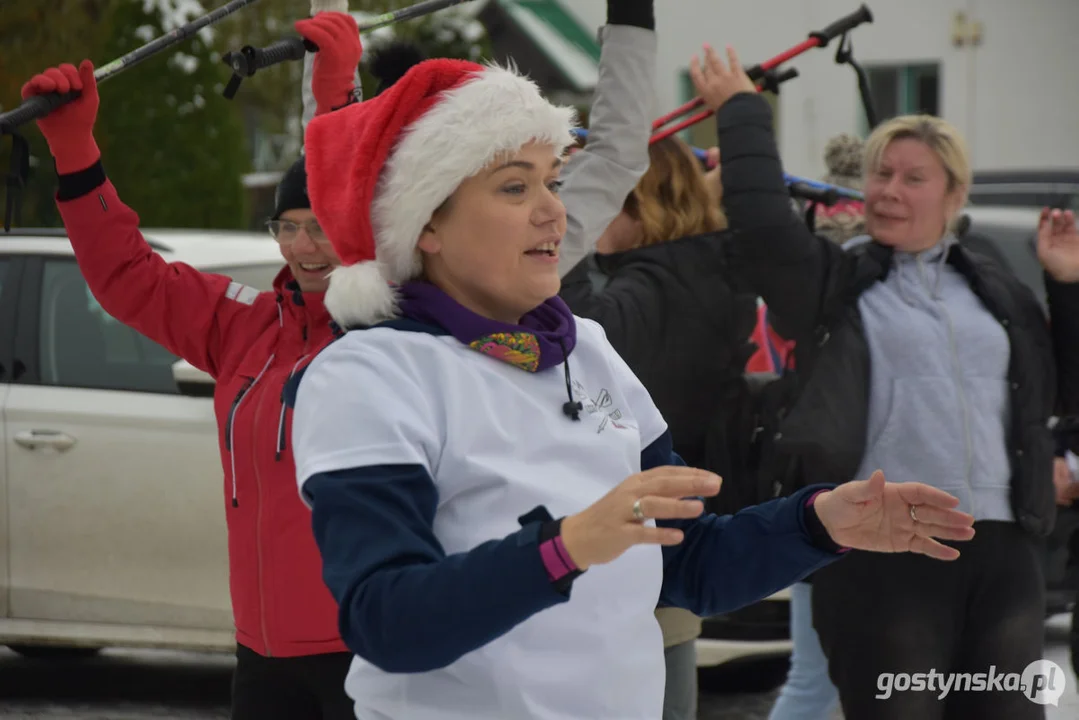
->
[304,58,579,328]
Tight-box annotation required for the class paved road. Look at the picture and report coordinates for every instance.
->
[0,616,1073,719]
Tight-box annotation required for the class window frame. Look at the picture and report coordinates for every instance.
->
[862,62,941,133]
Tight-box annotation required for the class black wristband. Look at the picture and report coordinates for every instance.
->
[607,0,654,30]
[57,160,107,202]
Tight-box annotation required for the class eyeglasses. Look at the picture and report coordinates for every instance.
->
[266,219,332,245]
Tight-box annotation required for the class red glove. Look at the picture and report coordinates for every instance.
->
[20,60,101,175]
[296,12,363,116]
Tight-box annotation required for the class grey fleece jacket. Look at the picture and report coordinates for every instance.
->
[557,24,657,277]
[845,234,1014,522]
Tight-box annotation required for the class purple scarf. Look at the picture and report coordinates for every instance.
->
[395,281,576,372]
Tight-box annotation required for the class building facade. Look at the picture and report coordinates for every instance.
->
[564,0,1079,178]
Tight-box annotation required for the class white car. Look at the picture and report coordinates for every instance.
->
[0,228,283,657]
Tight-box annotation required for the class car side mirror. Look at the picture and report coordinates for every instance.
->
[172,359,215,398]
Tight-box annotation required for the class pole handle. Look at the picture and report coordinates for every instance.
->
[809,4,874,46]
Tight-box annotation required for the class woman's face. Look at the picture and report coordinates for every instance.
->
[275,209,342,293]
[864,138,965,253]
[417,142,566,324]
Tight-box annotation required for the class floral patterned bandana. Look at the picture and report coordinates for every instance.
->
[395,281,576,372]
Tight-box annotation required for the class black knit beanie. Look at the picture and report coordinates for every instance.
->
[272,156,309,220]
[367,40,427,96]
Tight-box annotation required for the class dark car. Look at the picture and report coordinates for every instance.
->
[968,170,1079,212]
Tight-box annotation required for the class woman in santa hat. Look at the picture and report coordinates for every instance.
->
[289,58,977,720]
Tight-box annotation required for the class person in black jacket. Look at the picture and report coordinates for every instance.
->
[690,43,1079,720]
[560,134,760,720]
[561,135,760,510]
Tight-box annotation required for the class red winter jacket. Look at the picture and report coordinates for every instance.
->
[57,168,345,658]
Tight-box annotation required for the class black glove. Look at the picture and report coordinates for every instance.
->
[607,0,654,30]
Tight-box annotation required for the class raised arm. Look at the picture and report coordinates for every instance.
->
[557,0,657,276]
[301,0,363,135]
[23,62,253,376]
[691,44,849,341]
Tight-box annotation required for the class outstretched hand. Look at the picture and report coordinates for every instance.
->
[813,471,976,561]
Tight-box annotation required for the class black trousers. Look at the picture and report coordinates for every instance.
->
[232,643,354,720]
[812,521,1049,720]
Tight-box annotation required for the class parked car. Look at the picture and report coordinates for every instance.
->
[968,169,1079,212]
[0,227,283,658]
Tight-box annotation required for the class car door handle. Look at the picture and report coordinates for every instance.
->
[14,430,77,452]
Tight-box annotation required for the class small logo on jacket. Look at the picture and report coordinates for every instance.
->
[571,381,630,433]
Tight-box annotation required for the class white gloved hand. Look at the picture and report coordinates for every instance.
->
[310,0,349,14]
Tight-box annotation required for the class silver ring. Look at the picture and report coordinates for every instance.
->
[909,504,919,523]
[632,499,646,522]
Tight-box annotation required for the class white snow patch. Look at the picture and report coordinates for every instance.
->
[142,0,216,44]
[134,24,156,43]
[462,19,485,43]
[170,52,200,74]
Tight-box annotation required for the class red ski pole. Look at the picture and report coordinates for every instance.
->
[650,4,872,142]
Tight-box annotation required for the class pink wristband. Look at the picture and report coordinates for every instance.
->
[540,535,578,581]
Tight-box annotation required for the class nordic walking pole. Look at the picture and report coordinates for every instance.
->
[359,0,475,32]
[222,0,476,88]
[653,4,873,130]
[0,0,263,133]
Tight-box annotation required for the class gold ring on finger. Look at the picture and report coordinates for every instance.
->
[632,498,646,523]
[909,504,919,523]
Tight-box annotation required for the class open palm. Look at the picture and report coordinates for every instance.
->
[813,471,976,561]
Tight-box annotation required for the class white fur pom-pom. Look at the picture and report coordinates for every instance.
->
[324,261,399,329]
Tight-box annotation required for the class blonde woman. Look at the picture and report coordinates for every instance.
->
[692,43,1079,719]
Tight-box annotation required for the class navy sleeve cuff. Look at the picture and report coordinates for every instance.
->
[56,160,107,202]
[803,492,846,553]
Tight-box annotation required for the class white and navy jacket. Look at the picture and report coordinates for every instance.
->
[287,316,844,720]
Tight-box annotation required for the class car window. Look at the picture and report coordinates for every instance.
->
[39,260,181,394]
[214,263,283,292]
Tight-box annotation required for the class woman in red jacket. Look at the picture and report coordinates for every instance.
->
[21,11,361,720]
